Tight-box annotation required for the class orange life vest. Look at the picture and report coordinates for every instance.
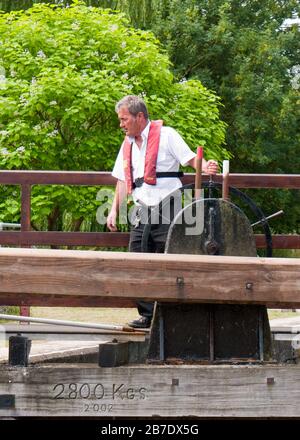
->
[123,120,163,194]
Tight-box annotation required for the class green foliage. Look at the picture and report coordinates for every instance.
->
[0,2,227,231]
[135,0,300,234]
[143,0,300,167]
[0,305,19,318]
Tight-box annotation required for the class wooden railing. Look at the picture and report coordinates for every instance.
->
[0,170,299,249]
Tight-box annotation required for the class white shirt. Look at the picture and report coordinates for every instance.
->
[112,121,196,206]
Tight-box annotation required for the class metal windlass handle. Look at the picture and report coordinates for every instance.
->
[251,210,284,227]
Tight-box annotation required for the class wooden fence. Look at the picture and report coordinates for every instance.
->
[0,170,299,249]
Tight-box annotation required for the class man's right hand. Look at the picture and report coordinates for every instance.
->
[107,209,118,232]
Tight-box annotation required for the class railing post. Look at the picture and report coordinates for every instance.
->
[21,184,31,232]
[20,184,31,319]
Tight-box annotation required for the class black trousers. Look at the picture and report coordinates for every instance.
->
[129,200,179,319]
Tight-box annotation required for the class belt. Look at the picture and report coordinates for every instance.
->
[133,172,183,189]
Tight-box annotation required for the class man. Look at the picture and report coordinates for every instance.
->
[107,95,218,328]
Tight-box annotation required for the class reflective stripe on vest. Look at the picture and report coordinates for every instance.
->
[123,120,163,194]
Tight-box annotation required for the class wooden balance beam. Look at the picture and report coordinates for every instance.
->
[0,248,299,308]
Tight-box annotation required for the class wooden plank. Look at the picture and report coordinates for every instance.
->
[0,293,135,308]
[0,231,130,247]
[182,173,300,189]
[0,170,299,188]
[2,294,297,309]
[0,170,117,185]
[255,234,300,249]
[0,248,299,307]
[0,364,300,418]
[0,231,299,249]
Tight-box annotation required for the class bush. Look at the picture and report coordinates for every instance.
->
[0,1,228,230]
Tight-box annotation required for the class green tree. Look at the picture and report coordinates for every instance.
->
[140,0,300,233]
[0,1,227,231]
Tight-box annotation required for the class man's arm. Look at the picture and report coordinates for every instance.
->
[106,179,127,232]
[187,157,219,174]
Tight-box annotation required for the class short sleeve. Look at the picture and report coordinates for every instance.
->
[111,143,125,181]
[166,127,196,166]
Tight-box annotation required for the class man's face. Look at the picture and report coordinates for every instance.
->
[118,106,144,138]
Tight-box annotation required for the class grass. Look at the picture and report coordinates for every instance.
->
[31,307,139,325]
[268,310,300,320]
[0,306,139,325]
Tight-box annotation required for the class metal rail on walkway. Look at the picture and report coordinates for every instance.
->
[0,313,138,333]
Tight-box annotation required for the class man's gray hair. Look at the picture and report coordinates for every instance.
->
[115,95,149,119]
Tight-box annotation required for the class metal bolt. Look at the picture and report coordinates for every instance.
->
[176,277,184,286]
[267,377,275,385]
[172,378,179,386]
[245,282,253,291]
[204,239,220,255]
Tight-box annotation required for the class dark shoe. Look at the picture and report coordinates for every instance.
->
[128,316,151,329]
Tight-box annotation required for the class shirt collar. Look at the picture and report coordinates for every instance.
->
[128,120,150,143]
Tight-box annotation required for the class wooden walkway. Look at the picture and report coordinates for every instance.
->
[0,315,299,418]
[0,325,147,364]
